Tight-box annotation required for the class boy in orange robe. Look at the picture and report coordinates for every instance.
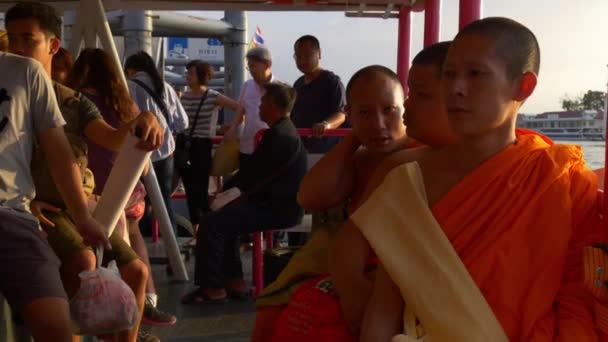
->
[358,17,607,341]
[252,42,458,341]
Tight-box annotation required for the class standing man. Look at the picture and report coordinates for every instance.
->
[290,35,347,245]
[291,35,347,154]
[225,46,276,170]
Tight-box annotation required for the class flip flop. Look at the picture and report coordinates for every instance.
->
[181,288,228,305]
[182,238,197,249]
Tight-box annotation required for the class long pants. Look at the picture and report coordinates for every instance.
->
[141,155,175,235]
[194,199,301,289]
[179,137,213,226]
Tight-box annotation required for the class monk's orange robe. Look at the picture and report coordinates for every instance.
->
[431,133,606,340]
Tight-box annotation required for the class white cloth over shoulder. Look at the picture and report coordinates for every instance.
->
[350,162,507,342]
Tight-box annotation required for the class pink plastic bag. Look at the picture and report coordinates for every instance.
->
[70,261,138,335]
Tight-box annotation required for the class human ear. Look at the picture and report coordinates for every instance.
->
[514,72,537,101]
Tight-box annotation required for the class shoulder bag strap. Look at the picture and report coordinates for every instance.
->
[131,79,170,121]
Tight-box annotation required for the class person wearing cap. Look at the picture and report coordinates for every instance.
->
[223,46,277,171]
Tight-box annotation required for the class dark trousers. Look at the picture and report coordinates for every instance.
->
[239,152,253,173]
[142,155,175,235]
[194,199,301,289]
[179,137,213,226]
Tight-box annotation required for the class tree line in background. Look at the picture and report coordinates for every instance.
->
[561,90,606,112]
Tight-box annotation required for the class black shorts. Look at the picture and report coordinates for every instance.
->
[0,210,67,310]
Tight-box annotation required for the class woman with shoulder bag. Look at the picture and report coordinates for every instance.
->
[179,60,243,244]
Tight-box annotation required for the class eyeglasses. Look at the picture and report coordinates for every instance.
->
[293,53,318,61]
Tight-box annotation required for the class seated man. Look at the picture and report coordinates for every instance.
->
[182,82,308,303]
[0,51,108,342]
[358,17,607,341]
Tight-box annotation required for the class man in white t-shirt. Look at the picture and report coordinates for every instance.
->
[0,51,109,342]
[225,46,277,170]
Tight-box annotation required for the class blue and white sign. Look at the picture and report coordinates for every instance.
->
[167,37,224,62]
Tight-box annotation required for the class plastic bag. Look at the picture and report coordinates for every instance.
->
[70,261,138,335]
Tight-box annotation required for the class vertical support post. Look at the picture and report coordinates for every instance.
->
[91,0,188,281]
[604,66,608,215]
[223,11,247,123]
[123,10,153,59]
[423,0,441,47]
[65,3,85,58]
[396,6,412,93]
[91,0,126,86]
[81,0,98,48]
[252,232,264,296]
[459,0,482,30]
[62,10,76,50]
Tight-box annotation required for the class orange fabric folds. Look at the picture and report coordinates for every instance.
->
[429,134,607,341]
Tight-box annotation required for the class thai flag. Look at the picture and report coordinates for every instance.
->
[248,26,264,49]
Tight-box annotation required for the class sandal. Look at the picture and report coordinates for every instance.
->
[181,288,227,305]
[182,238,197,249]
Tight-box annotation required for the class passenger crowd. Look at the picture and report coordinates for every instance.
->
[1,2,608,342]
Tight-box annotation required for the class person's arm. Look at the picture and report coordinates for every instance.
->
[361,265,403,342]
[215,93,242,113]
[37,127,110,249]
[30,199,60,227]
[552,164,607,341]
[297,131,360,210]
[221,85,247,133]
[312,76,347,137]
[166,85,188,133]
[84,111,163,152]
[328,219,374,335]
[312,112,346,137]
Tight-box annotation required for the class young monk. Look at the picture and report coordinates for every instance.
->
[356,17,607,341]
[252,42,457,341]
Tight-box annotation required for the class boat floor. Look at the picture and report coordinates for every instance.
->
[144,238,256,341]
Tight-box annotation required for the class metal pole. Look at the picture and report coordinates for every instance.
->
[90,0,188,281]
[223,11,247,122]
[65,4,85,58]
[396,6,412,93]
[123,10,153,59]
[423,0,441,47]
[459,0,482,30]
[604,65,608,215]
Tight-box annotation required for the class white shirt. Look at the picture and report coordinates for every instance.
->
[238,75,277,154]
[127,73,188,161]
[0,52,65,219]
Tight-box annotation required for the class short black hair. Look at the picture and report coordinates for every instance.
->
[186,60,214,86]
[124,51,164,96]
[5,2,62,39]
[263,82,297,114]
[412,41,451,68]
[294,35,321,50]
[346,65,402,101]
[455,17,540,79]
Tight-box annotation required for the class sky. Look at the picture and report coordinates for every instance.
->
[188,0,608,114]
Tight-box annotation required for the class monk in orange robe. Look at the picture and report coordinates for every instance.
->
[359,17,608,341]
[252,42,458,341]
